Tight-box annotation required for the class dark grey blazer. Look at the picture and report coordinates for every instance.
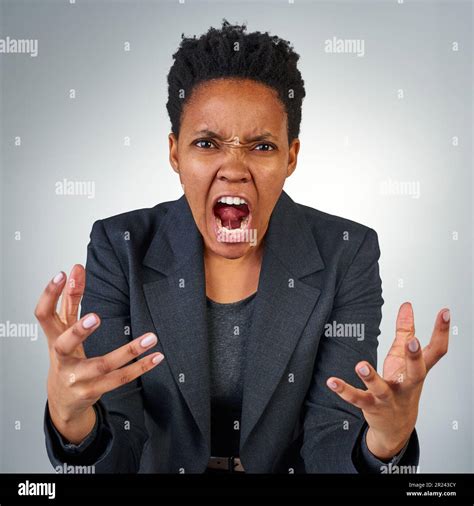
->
[44,190,419,473]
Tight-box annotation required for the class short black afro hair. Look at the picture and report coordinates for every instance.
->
[166,18,306,145]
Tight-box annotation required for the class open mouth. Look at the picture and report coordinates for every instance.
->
[212,195,252,242]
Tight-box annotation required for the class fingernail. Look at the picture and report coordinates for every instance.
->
[82,314,97,329]
[327,380,338,390]
[408,338,419,353]
[358,365,370,377]
[141,333,157,347]
[152,353,164,364]
[442,310,450,323]
[53,272,64,284]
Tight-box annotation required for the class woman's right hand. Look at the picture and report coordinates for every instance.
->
[34,264,164,444]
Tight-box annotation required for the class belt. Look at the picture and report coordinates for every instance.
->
[207,456,245,472]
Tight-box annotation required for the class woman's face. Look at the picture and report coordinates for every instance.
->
[168,78,300,260]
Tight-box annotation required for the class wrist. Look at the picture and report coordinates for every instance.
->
[49,403,96,444]
[365,427,411,461]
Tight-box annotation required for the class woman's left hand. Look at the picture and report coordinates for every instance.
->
[326,302,451,460]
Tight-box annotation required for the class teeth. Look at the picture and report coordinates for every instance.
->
[217,196,247,205]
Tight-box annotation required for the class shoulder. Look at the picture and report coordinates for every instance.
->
[293,199,381,264]
[87,198,177,248]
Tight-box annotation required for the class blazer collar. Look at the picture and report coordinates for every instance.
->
[142,190,325,462]
[143,190,323,278]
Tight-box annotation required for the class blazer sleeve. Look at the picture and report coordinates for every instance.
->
[300,228,420,473]
[43,219,149,473]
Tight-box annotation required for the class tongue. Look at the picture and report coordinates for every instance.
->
[214,202,249,230]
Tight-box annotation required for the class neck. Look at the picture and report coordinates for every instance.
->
[204,242,264,303]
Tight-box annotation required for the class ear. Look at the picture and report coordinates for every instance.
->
[168,132,180,174]
[286,138,300,178]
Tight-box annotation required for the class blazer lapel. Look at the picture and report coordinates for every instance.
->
[239,191,325,452]
[142,195,211,453]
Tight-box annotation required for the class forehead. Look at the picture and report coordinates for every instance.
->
[181,78,287,135]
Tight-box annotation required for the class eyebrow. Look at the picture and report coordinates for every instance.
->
[192,129,277,142]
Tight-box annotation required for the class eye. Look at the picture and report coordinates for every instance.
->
[254,143,275,151]
[194,139,216,149]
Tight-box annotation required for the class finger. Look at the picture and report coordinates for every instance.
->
[34,271,67,341]
[77,332,159,380]
[387,301,415,360]
[404,335,427,384]
[355,362,393,400]
[94,352,165,395]
[326,377,375,410]
[423,308,450,372]
[59,264,85,327]
[54,313,101,358]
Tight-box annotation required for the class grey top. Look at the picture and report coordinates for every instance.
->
[206,291,257,457]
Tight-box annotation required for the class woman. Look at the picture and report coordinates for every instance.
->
[36,20,450,474]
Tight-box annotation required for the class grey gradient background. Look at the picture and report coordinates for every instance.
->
[0,0,472,472]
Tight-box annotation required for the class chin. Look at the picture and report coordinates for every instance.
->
[204,217,257,258]
[208,240,254,259]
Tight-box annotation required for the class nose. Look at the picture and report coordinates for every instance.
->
[216,162,251,184]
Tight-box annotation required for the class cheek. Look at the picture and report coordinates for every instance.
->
[254,169,286,198]
[179,162,215,194]
[253,172,287,223]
